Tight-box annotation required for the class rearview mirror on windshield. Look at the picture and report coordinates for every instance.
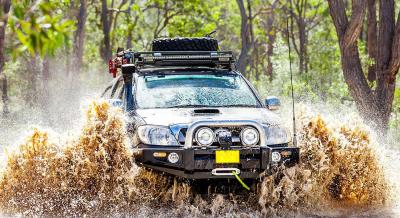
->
[265,96,280,110]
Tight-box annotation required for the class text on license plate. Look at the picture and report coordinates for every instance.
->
[215,150,240,164]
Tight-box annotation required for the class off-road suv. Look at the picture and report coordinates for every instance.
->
[103,37,299,180]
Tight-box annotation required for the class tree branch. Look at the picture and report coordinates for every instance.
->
[289,14,300,56]
[280,0,300,23]
[328,0,348,39]
[328,0,374,110]
[342,0,367,49]
[305,1,323,31]
[111,0,129,37]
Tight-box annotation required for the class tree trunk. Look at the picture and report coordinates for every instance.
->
[287,0,320,74]
[374,0,396,131]
[328,0,400,133]
[125,0,136,49]
[42,55,50,81]
[126,31,132,49]
[24,56,40,107]
[101,0,112,61]
[73,0,87,72]
[298,17,307,74]
[236,0,251,76]
[41,55,50,108]
[367,0,377,82]
[0,0,11,115]
[264,1,277,82]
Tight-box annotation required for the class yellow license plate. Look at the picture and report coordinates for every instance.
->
[215,150,240,164]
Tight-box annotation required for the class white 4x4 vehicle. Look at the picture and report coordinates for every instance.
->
[103,37,299,180]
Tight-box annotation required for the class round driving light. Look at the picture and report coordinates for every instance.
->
[271,151,281,162]
[195,127,215,146]
[240,127,259,146]
[168,152,179,163]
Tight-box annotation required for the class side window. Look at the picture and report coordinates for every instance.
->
[101,84,113,98]
[101,76,123,99]
[117,83,124,99]
[110,76,124,99]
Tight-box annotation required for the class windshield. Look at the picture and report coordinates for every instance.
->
[135,73,260,109]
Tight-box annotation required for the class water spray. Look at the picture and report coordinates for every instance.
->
[286,3,297,147]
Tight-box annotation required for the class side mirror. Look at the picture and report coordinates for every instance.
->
[107,99,123,108]
[265,96,280,110]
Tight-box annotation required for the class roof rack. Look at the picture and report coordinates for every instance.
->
[108,50,235,77]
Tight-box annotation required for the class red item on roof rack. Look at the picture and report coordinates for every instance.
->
[108,59,117,78]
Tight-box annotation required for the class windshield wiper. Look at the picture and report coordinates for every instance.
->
[164,104,257,108]
[223,104,257,107]
[165,104,213,108]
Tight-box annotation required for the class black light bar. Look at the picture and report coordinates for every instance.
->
[120,51,235,69]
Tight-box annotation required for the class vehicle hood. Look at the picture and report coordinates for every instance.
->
[135,107,282,126]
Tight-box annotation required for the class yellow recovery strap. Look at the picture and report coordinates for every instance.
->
[232,171,250,191]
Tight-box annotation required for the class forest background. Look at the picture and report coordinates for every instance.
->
[0,0,399,142]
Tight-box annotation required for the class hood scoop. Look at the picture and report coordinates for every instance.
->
[193,108,220,115]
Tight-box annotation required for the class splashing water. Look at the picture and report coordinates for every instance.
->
[0,102,134,216]
[259,115,388,216]
[0,101,395,216]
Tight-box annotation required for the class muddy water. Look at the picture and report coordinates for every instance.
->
[0,101,397,217]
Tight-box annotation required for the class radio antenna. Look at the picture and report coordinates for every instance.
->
[286,5,297,147]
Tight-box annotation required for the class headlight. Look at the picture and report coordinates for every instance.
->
[137,125,179,146]
[240,127,259,146]
[195,127,215,146]
[265,126,290,145]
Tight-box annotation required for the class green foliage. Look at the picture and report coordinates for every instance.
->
[165,0,219,37]
[9,0,74,57]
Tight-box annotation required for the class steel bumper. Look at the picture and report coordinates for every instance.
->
[133,145,300,179]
